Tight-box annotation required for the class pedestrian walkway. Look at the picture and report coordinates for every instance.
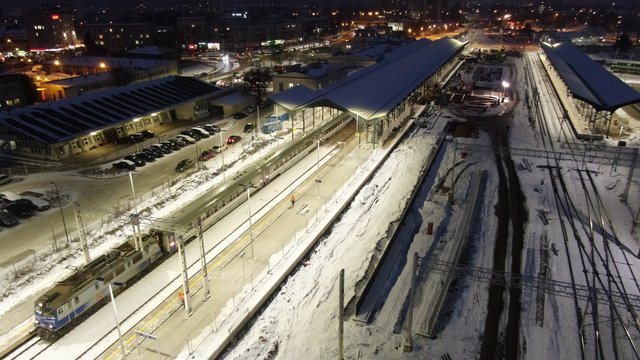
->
[537,53,593,136]
[90,106,430,359]
[94,125,376,359]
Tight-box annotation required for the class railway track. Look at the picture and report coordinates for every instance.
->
[7,119,357,360]
[527,51,640,360]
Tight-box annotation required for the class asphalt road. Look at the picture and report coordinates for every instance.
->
[0,117,252,270]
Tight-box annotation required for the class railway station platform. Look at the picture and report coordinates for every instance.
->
[93,114,423,359]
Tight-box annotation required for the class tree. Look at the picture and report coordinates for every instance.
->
[18,74,39,105]
[613,33,633,53]
[242,67,273,105]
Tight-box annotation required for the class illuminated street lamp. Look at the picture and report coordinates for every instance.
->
[501,81,510,99]
[96,277,126,360]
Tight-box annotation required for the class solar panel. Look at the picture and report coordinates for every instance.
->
[155,86,188,102]
[162,81,201,98]
[35,108,85,134]
[102,96,141,115]
[138,87,179,104]
[59,106,108,127]
[93,98,134,117]
[7,117,55,143]
[18,114,67,138]
[129,89,167,107]
[112,94,153,111]
[75,103,114,124]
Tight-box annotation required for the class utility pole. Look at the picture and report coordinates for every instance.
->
[338,269,344,360]
[198,218,211,299]
[177,236,192,316]
[448,139,456,205]
[74,203,91,264]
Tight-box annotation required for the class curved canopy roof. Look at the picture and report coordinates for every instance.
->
[270,38,467,121]
[0,76,218,144]
[540,42,640,111]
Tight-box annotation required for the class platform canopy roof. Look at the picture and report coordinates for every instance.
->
[0,76,218,144]
[540,42,640,111]
[270,38,467,121]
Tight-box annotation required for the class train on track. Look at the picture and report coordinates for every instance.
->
[33,112,351,341]
[34,231,173,340]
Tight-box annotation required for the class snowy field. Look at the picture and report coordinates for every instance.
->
[219,54,640,360]
[1,41,639,360]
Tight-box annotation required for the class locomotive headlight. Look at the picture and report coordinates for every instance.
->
[48,324,53,328]
[169,241,176,247]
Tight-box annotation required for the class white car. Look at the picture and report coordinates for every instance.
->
[192,127,210,137]
[211,144,227,153]
[176,134,196,144]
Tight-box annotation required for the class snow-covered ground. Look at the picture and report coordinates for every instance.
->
[218,55,640,360]
[2,44,640,360]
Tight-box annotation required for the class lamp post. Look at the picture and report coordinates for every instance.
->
[219,130,226,179]
[128,172,142,251]
[195,141,201,170]
[354,111,361,167]
[501,81,510,102]
[316,138,321,172]
[50,182,70,243]
[239,183,258,259]
[96,277,126,360]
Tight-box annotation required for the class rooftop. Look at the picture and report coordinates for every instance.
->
[541,42,640,111]
[270,38,467,120]
[0,76,218,144]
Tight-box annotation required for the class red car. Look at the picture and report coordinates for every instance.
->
[226,135,241,144]
[198,149,215,161]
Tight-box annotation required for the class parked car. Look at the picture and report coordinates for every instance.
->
[143,147,164,158]
[202,124,220,133]
[20,196,50,211]
[151,143,172,154]
[136,152,156,162]
[246,105,256,113]
[129,133,145,143]
[243,123,254,133]
[234,112,247,119]
[163,141,181,151]
[139,149,157,160]
[0,173,11,186]
[139,129,155,138]
[114,135,137,144]
[0,210,19,227]
[181,130,201,141]
[168,137,188,147]
[5,202,36,218]
[124,154,146,167]
[198,149,215,161]
[14,198,39,212]
[227,135,242,144]
[113,160,136,171]
[192,127,210,138]
[176,134,196,144]
[211,144,227,153]
[175,159,195,172]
